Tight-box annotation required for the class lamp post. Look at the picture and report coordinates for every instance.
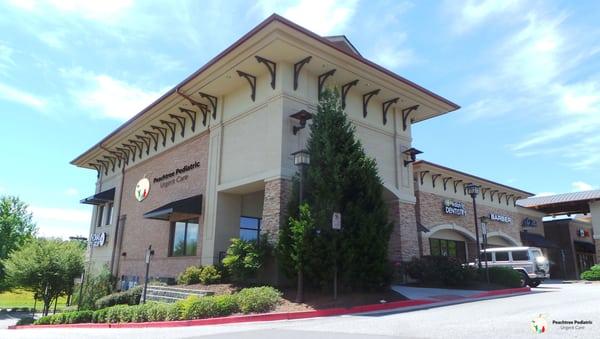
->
[480,216,490,284]
[292,150,310,303]
[142,244,155,304]
[465,184,482,269]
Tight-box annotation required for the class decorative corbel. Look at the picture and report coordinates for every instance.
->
[129,139,145,159]
[97,160,109,175]
[160,120,177,143]
[490,190,498,202]
[317,69,336,100]
[143,131,159,151]
[179,107,199,131]
[237,70,256,102]
[419,171,429,185]
[382,97,399,125]
[341,80,359,109]
[151,125,168,147]
[453,179,463,194]
[198,92,218,119]
[136,135,151,155]
[362,89,380,118]
[108,150,124,168]
[481,188,490,200]
[431,174,441,188]
[401,105,420,131]
[122,143,137,162]
[103,155,116,172]
[498,192,506,204]
[169,114,187,138]
[89,163,101,178]
[442,177,452,191]
[115,147,130,165]
[507,194,514,206]
[293,56,311,90]
[255,56,276,89]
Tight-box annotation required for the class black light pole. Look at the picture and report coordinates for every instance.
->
[465,184,482,269]
[480,216,490,284]
[292,150,310,303]
[142,244,154,304]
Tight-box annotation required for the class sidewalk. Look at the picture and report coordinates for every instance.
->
[391,285,484,301]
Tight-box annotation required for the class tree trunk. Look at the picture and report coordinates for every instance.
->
[295,269,304,303]
[53,297,58,314]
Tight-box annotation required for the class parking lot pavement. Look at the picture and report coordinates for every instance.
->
[2,282,599,339]
[391,285,483,300]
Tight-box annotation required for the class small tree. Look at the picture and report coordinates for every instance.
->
[222,238,266,284]
[4,238,84,315]
[287,203,314,302]
[0,196,38,291]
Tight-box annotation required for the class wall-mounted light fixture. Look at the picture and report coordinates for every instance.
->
[290,109,313,135]
[402,147,423,166]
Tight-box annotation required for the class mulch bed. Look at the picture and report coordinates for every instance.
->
[176,283,407,313]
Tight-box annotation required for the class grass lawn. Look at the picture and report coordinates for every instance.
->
[0,289,69,310]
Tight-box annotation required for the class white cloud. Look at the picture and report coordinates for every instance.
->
[448,0,524,34]
[29,206,91,239]
[257,0,358,35]
[571,181,596,192]
[62,68,165,121]
[371,32,417,69]
[7,0,134,23]
[0,82,47,110]
[65,187,79,197]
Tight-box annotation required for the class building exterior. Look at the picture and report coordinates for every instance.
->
[543,218,596,279]
[72,14,459,284]
[413,161,547,263]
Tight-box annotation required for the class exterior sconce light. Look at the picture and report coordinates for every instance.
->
[402,147,422,166]
[465,183,481,198]
[292,149,310,167]
[290,109,313,135]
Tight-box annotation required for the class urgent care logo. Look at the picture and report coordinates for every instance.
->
[135,178,150,202]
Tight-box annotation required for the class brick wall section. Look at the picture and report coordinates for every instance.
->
[261,178,292,241]
[388,200,420,262]
[117,133,209,280]
[417,191,544,253]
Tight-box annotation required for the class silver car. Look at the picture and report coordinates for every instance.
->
[477,246,550,287]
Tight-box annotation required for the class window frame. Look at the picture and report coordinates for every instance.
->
[96,205,104,228]
[169,219,199,257]
[429,238,467,263]
[239,216,261,242]
[105,203,113,226]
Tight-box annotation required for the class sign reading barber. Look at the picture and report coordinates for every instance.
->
[490,213,512,224]
[443,199,466,216]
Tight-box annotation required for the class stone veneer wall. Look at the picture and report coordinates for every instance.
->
[417,191,544,256]
[261,178,292,240]
[388,200,420,262]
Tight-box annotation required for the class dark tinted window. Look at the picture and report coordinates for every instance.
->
[495,252,509,261]
[512,251,529,261]
[170,219,198,256]
[240,217,261,241]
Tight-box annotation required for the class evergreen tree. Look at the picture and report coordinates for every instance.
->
[279,88,392,291]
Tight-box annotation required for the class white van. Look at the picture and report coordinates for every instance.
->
[476,246,550,287]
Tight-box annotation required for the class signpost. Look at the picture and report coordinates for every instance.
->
[332,212,341,300]
[142,245,154,304]
[480,217,490,284]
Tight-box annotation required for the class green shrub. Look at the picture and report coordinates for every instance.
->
[199,266,222,284]
[16,317,35,326]
[222,239,265,283]
[484,267,522,288]
[236,286,281,314]
[581,265,600,281]
[105,304,132,323]
[92,308,109,323]
[72,266,116,311]
[64,310,93,324]
[178,294,239,320]
[177,266,204,285]
[145,302,176,322]
[94,286,142,309]
[405,256,467,286]
[34,315,52,325]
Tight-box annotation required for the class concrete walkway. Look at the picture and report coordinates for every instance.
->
[392,285,483,301]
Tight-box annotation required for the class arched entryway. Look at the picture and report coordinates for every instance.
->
[423,224,477,263]
[486,231,521,248]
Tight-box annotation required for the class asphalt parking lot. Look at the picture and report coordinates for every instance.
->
[2,282,599,339]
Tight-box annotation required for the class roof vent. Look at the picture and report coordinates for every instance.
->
[324,35,361,56]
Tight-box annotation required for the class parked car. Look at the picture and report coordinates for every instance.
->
[472,246,550,287]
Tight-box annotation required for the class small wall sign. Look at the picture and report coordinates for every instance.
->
[522,218,538,227]
[91,232,107,247]
[135,178,150,202]
[332,212,342,230]
[578,229,590,238]
[443,199,466,216]
[490,213,512,224]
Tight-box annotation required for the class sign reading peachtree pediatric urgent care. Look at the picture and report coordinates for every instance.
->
[490,213,512,223]
[153,161,201,189]
[135,178,150,201]
[443,199,466,216]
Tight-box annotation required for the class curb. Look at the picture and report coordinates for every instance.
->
[9,287,530,330]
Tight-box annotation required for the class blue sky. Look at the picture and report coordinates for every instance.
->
[0,0,598,239]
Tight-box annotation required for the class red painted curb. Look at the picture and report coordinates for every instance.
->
[10,287,530,330]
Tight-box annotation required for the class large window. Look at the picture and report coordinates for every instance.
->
[105,203,113,225]
[429,238,467,263]
[240,217,260,241]
[170,219,198,256]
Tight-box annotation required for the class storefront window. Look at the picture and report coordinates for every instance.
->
[170,219,198,256]
[429,238,466,263]
[240,217,260,241]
